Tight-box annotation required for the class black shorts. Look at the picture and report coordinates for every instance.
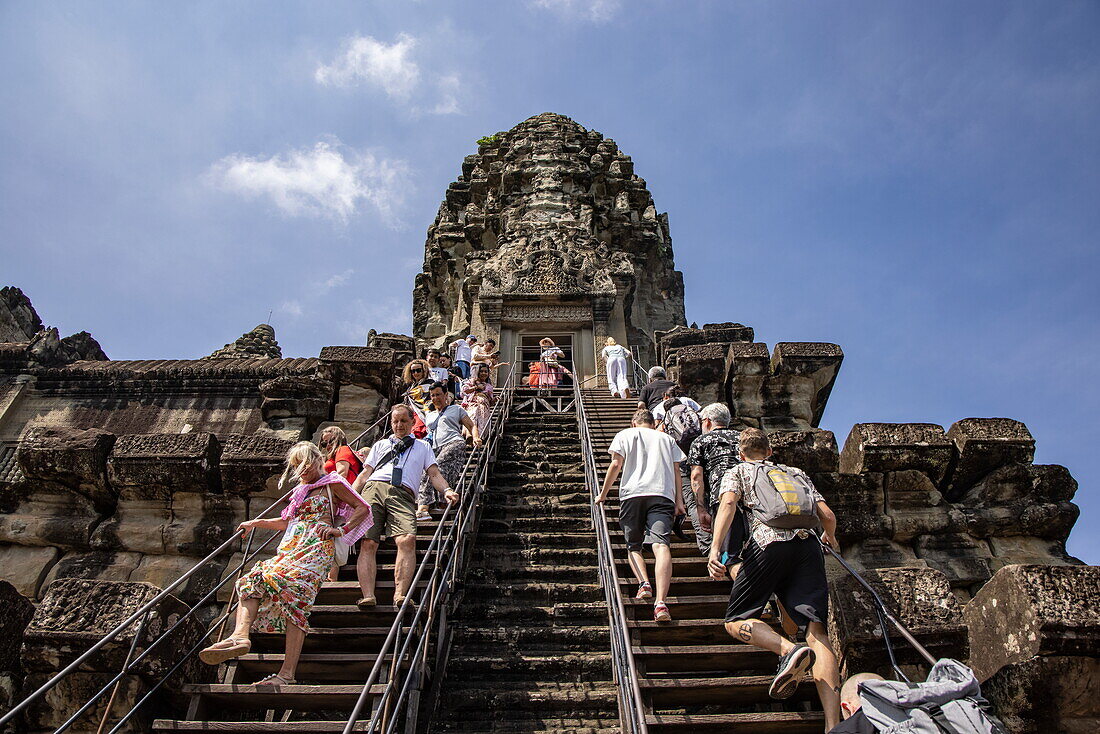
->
[724,535,828,630]
[619,495,675,551]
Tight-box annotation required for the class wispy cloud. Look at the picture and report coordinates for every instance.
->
[280,300,303,317]
[315,33,420,99]
[530,0,621,23]
[315,33,465,115]
[209,139,411,224]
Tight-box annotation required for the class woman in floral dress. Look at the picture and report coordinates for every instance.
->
[461,363,496,436]
[198,442,372,686]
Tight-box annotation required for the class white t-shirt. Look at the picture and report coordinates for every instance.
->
[653,397,702,422]
[452,339,474,362]
[429,366,450,384]
[608,426,686,501]
[364,437,438,492]
[601,344,629,361]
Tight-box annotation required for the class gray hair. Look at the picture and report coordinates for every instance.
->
[647,366,666,381]
[700,403,731,426]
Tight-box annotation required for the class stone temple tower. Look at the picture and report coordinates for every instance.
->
[413,112,686,381]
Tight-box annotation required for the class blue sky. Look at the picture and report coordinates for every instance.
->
[2,1,1097,562]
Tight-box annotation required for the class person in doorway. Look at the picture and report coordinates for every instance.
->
[683,403,743,561]
[597,408,686,622]
[449,334,477,379]
[199,442,372,686]
[537,337,569,387]
[417,382,481,521]
[318,425,364,581]
[828,673,885,734]
[601,337,632,399]
[352,405,459,608]
[708,428,842,730]
[637,366,676,410]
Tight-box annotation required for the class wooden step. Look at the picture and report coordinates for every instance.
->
[154,722,373,733]
[639,673,816,706]
[626,618,738,645]
[181,683,384,710]
[230,653,384,681]
[645,711,826,734]
[250,626,404,653]
[632,644,775,673]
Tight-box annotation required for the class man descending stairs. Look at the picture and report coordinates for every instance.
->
[433,390,619,733]
[581,389,827,734]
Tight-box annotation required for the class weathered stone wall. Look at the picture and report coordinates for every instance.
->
[412,113,686,366]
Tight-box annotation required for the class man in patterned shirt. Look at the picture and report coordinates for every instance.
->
[683,403,743,558]
[707,428,842,731]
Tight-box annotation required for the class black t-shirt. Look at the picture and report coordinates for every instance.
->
[829,710,876,734]
[639,379,676,409]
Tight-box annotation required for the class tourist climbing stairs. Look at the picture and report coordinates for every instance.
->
[581,389,826,733]
[432,387,620,733]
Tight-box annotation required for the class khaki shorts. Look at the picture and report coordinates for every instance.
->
[360,480,418,541]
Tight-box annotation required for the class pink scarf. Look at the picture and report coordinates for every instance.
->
[280,471,373,544]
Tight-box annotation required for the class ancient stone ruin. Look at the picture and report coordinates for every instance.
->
[0,113,1096,733]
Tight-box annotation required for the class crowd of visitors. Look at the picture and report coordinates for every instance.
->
[199,334,853,728]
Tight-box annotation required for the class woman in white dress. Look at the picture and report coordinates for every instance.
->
[601,336,632,399]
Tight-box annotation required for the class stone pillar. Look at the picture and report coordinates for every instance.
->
[592,295,614,388]
[965,565,1100,734]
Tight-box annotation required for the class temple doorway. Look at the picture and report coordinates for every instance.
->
[518,333,574,387]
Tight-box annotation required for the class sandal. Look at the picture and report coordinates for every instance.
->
[254,673,295,687]
[393,595,407,607]
[198,636,251,665]
[356,596,377,610]
[635,581,653,600]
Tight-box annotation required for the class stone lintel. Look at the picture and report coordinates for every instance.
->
[16,427,117,511]
[840,423,954,484]
[945,418,1036,501]
[767,429,839,474]
[107,433,222,500]
[965,564,1100,681]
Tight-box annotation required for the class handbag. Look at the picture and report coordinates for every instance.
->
[326,486,353,566]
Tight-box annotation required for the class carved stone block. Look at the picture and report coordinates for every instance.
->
[883,470,961,542]
[828,566,966,679]
[840,423,955,485]
[840,537,925,571]
[107,433,222,501]
[770,342,843,426]
[258,375,335,430]
[913,533,994,588]
[40,550,144,591]
[944,418,1035,500]
[219,432,294,497]
[15,427,117,511]
[0,490,102,551]
[674,342,728,406]
[964,565,1100,681]
[767,429,839,474]
[811,473,891,544]
[981,655,1100,734]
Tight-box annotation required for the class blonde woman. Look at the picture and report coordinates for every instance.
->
[601,337,632,399]
[198,442,371,686]
[402,359,434,415]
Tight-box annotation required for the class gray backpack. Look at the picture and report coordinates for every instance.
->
[748,461,820,530]
[860,658,1006,734]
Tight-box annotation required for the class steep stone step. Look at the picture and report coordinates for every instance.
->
[180,683,383,711]
[447,650,612,680]
[640,673,816,706]
[632,644,776,674]
[229,652,384,682]
[452,623,609,649]
[645,711,826,734]
[463,581,603,604]
[476,531,598,549]
[455,601,607,624]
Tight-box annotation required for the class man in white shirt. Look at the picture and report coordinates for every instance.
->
[597,408,686,622]
[449,335,477,379]
[352,405,459,609]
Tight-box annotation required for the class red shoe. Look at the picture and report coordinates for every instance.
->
[635,581,653,600]
[654,601,671,622]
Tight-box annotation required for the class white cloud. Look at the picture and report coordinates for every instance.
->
[315,34,464,115]
[315,33,420,99]
[432,74,462,115]
[209,140,410,224]
[280,300,304,317]
[531,0,621,22]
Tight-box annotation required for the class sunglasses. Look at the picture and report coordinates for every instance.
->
[411,367,424,373]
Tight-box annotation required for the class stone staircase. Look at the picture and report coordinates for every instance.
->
[433,390,620,733]
[581,389,827,734]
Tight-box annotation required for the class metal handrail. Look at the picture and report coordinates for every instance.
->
[628,346,650,394]
[0,404,400,734]
[340,358,518,733]
[574,380,649,734]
